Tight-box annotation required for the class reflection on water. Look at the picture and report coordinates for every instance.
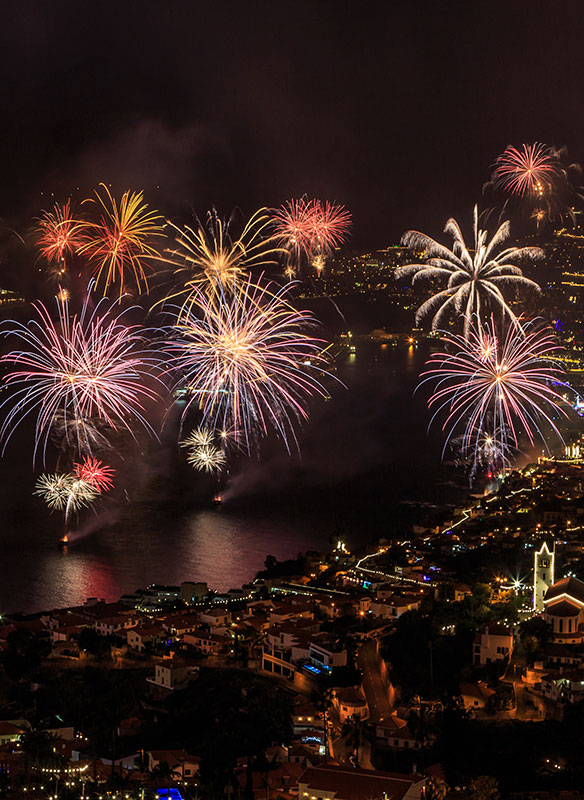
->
[0,342,465,615]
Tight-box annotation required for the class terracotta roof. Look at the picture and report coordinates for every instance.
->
[334,686,367,706]
[299,764,421,800]
[0,721,24,736]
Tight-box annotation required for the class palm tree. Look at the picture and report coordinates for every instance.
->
[341,714,373,767]
[310,681,334,755]
[426,776,449,800]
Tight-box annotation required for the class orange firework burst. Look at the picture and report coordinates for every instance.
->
[35,200,84,284]
[78,183,165,296]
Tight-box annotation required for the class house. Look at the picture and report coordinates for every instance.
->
[269,600,314,624]
[333,686,369,723]
[308,636,347,672]
[543,644,581,668]
[541,668,584,705]
[238,760,306,800]
[460,681,496,711]
[376,715,421,750]
[146,660,198,691]
[0,721,26,746]
[292,700,323,734]
[473,624,514,665]
[199,608,231,629]
[183,629,230,655]
[94,614,139,637]
[162,613,201,637]
[298,764,426,800]
[147,749,201,781]
[126,623,167,652]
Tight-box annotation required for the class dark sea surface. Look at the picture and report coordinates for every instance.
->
[0,296,469,614]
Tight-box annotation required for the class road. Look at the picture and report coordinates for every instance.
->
[358,639,393,722]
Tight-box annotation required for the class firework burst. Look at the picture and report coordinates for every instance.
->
[0,291,163,463]
[186,442,226,473]
[311,200,351,253]
[396,205,542,337]
[421,317,569,473]
[35,471,98,527]
[73,456,115,492]
[272,198,319,261]
[34,200,84,285]
[493,143,559,197]
[162,208,283,313]
[167,276,332,452]
[180,426,215,449]
[488,143,584,228]
[78,184,165,296]
[272,198,351,273]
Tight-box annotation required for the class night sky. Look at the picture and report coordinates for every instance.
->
[1,1,583,247]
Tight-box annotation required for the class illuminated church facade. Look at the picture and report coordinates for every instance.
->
[533,542,584,644]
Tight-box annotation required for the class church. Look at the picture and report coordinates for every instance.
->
[534,542,584,644]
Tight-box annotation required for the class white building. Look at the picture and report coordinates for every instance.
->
[473,624,513,665]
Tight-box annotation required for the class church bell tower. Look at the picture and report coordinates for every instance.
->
[533,541,555,612]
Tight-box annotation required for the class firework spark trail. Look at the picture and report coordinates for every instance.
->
[78,183,165,296]
[396,205,542,337]
[161,209,283,308]
[167,276,333,453]
[73,456,115,492]
[0,290,163,463]
[421,317,569,472]
[493,143,559,197]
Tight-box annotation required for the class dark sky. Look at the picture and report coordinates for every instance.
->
[1,1,583,248]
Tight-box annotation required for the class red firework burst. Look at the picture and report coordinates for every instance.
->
[73,456,115,492]
[35,199,84,264]
[493,143,559,197]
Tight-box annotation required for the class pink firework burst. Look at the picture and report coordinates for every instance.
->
[493,143,559,197]
[73,456,115,492]
[272,198,318,259]
[311,200,351,252]
[421,316,569,465]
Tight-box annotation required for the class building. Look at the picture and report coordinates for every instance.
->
[146,660,197,691]
[298,764,426,800]
[543,576,584,644]
[533,542,555,612]
[473,625,514,665]
[147,749,200,782]
[333,686,369,723]
[376,715,421,750]
[459,681,495,711]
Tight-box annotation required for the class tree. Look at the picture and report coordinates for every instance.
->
[264,554,278,573]
[341,714,373,767]
[518,617,551,662]
[426,776,449,800]
[310,679,334,755]
[78,627,111,659]
[407,706,436,749]
[469,775,500,800]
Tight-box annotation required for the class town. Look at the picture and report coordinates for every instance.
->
[3,453,584,799]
